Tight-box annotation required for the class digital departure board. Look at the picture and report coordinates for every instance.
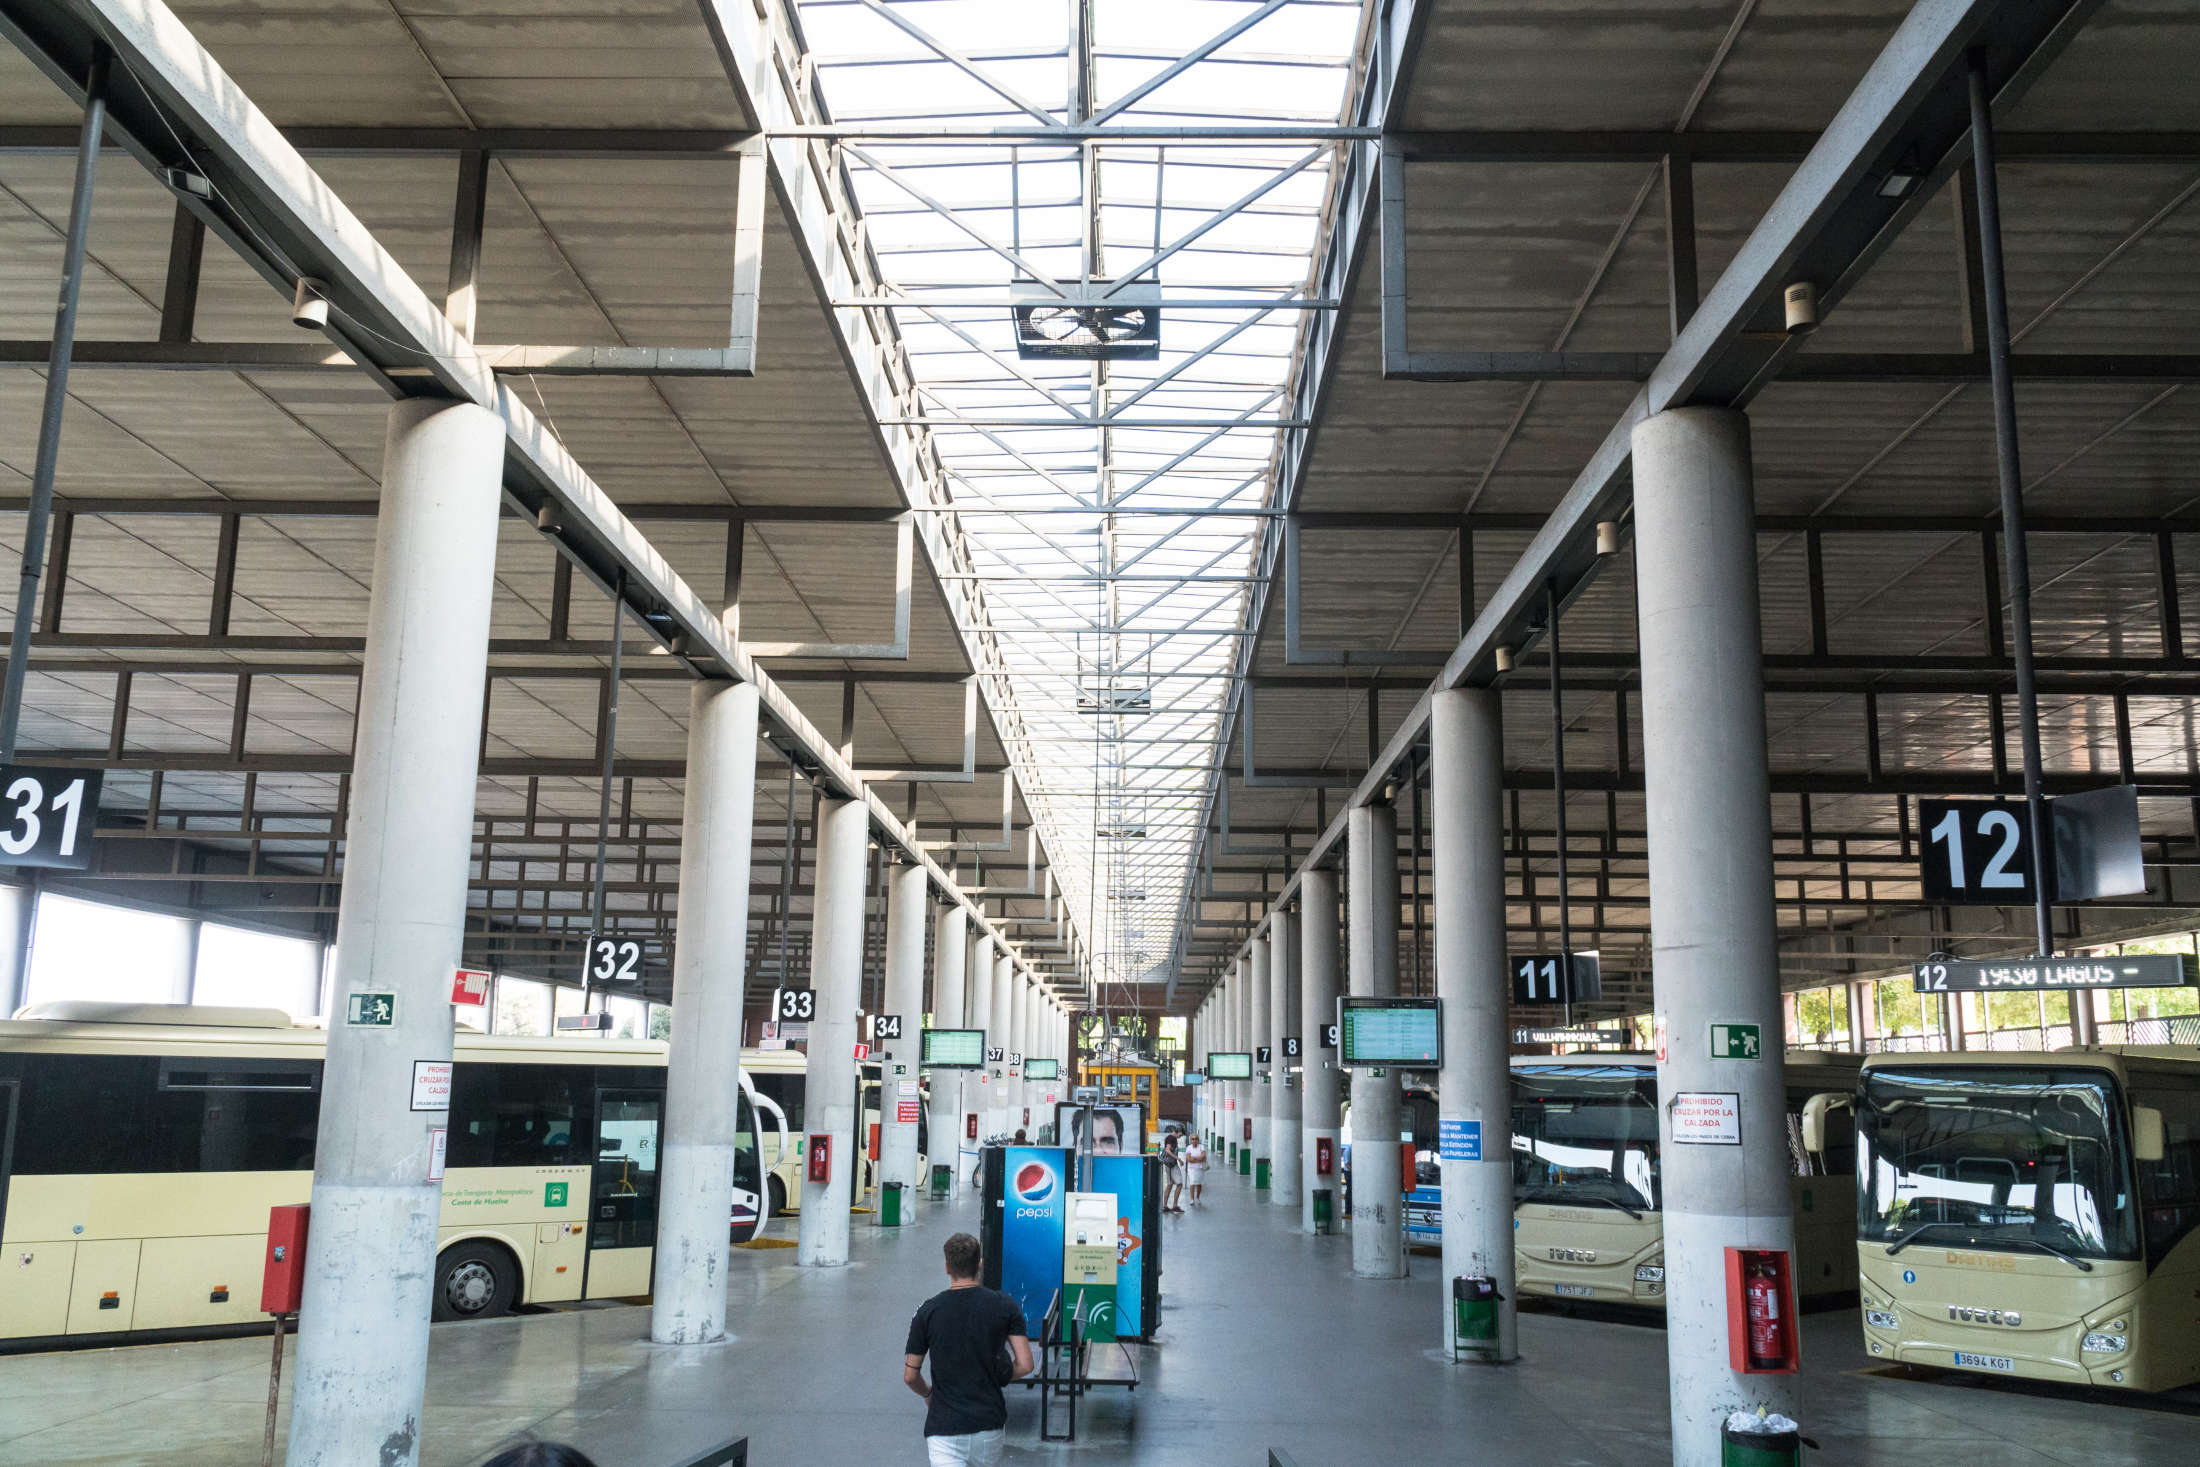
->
[1024,1058,1060,1080]
[1206,1051,1252,1080]
[1338,997,1442,1066]
[920,1028,987,1069]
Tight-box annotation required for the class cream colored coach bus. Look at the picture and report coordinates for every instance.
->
[1855,1047,2200,1389]
[0,1002,786,1346]
[1510,1051,1863,1306]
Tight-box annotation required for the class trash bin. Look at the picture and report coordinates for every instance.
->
[1720,1412,1803,1467]
[879,1182,904,1227]
[1238,1146,1251,1176]
[1254,1157,1270,1190]
[1311,1188,1334,1234]
[930,1164,952,1199]
[1452,1275,1501,1359]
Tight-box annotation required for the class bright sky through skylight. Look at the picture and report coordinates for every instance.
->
[793,1,1365,1004]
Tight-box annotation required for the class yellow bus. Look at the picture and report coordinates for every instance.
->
[1855,1046,2200,1389]
[1079,1058,1162,1145]
[0,1001,787,1345]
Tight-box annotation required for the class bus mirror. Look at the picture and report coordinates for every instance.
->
[2132,1105,2166,1163]
[1800,1092,1850,1155]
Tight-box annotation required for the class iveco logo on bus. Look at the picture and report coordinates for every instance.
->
[1547,1247,1597,1264]
[1948,1305,2023,1327]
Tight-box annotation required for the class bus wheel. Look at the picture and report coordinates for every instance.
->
[433,1242,518,1321]
[767,1174,788,1222]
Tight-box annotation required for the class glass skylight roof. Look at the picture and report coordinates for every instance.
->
[793,0,1367,1003]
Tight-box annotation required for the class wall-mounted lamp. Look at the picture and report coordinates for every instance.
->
[1494,646,1515,674]
[1783,281,1819,335]
[1595,521,1623,557]
[290,277,330,330]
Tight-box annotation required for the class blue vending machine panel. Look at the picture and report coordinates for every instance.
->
[1089,1154,1149,1338]
[999,1146,1067,1329]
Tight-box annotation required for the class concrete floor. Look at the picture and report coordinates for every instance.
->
[2,1168,2194,1466]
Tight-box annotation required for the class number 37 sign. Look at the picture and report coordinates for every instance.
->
[0,765,100,869]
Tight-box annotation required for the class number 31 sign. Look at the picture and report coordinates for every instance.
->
[0,766,100,869]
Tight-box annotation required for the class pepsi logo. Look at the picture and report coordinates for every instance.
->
[1013,1160,1056,1205]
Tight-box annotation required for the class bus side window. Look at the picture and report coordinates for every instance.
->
[12,1054,158,1174]
[751,1072,802,1131]
[447,1063,588,1169]
[2133,1081,2200,1267]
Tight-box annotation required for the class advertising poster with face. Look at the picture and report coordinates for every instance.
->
[1056,1101,1143,1157]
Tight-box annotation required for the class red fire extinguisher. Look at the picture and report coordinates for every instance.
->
[1744,1258,1787,1371]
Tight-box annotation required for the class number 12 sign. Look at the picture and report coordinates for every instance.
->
[1919,798,2038,903]
[0,766,100,869]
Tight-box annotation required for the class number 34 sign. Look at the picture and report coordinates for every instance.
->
[0,765,100,869]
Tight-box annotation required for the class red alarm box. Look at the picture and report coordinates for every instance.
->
[261,1204,310,1315]
[1315,1136,1335,1176]
[808,1133,832,1185]
[1725,1247,1800,1374]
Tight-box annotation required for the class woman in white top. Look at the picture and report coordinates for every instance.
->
[1182,1137,1209,1204]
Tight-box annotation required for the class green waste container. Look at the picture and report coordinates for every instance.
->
[879,1182,904,1227]
[1254,1158,1270,1190]
[1720,1417,1802,1467]
[1452,1275,1501,1359]
[930,1163,952,1199]
[1312,1188,1334,1234]
[1238,1146,1251,1175]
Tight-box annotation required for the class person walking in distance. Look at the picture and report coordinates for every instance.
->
[1183,1134,1209,1205]
[903,1232,1034,1466]
[1160,1131,1185,1214]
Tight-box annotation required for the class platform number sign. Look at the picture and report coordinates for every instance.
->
[1512,952,1602,1004]
[1257,1045,1272,1064]
[1919,799,2038,903]
[986,1046,1005,1064]
[1282,1036,1301,1059]
[774,987,816,1023]
[0,766,99,869]
[586,934,642,985]
[871,1013,903,1041]
[1320,1022,1339,1049]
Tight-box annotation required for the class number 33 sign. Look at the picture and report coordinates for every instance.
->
[0,766,100,869]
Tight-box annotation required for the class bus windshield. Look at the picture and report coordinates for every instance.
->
[1858,1065,2140,1263]
[1512,1065,1660,1214]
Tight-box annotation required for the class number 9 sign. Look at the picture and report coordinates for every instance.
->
[0,766,100,869]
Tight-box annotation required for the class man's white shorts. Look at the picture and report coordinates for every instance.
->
[925,1427,1005,1466]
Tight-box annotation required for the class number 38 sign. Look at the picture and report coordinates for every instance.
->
[0,766,99,869]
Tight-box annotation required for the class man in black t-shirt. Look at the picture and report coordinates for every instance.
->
[903,1232,1033,1465]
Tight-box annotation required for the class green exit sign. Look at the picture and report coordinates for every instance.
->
[345,992,397,1027]
[1710,1023,1762,1059]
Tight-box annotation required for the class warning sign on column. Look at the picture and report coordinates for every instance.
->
[896,1100,921,1123]
[1670,1090,1740,1145]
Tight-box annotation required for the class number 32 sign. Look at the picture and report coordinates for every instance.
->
[0,766,99,869]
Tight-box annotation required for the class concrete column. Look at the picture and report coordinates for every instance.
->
[287,399,503,1467]
[927,902,968,1191]
[987,950,1014,1136]
[1009,967,1030,1133]
[1633,405,1796,1462]
[1300,866,1342,1232]
[1430,686,1517,1360]
[0,878,36,1017]
[1349,801,1405,1279]
[1271,904,1302,1206]
[1941,991,1966,1051]
[796,795,869,1268]
[1249,933,1272,1185]
[879,861,928,1193]
[651,680,760,1345]
[968,930,995,1143]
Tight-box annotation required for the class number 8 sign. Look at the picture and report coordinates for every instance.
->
[0,765,100,870]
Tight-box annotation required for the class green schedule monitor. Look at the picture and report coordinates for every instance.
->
[1338,997,1442,1066]
[1024,1058,1060,1081]
[920,1028,986,1069]
[1206,1051,1252,1080]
